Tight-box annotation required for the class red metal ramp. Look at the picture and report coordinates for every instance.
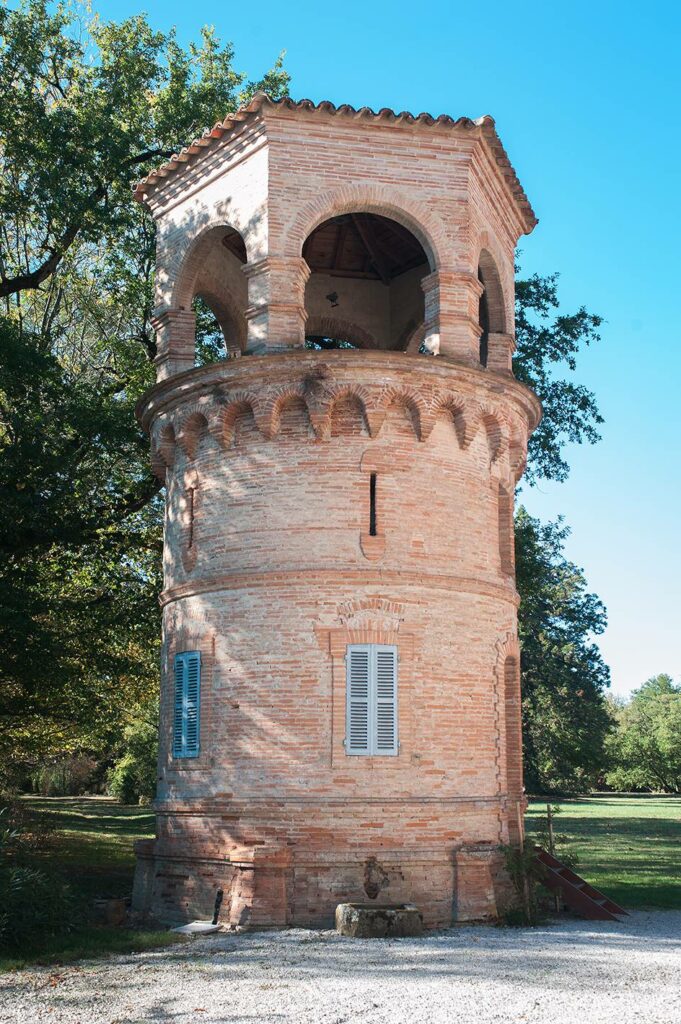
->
[534,847,629,921]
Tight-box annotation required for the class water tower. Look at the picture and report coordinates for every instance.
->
[132,93,540,928]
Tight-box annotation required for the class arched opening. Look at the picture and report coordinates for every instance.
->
[498,482,515,575]
[176,225,248,365]
[477,250,506,368]
[302,213,430,351]
[504,653,523,832]
[478,271,490,367]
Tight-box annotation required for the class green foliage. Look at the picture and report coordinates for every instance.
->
[499,839,546,925]
[0,0,289,771]
[0,925,183,971]
[0,0,288,307]
[516,508,612,793]
[0,799,55,852]
[107,705,159,804]
[510,270,610,792]
[0,797,175,968]
[0,865,75,952]
[0,804,74,954]
[194,295,229,366]
[32,756,98,796]
[0,0,610,800]
[532,803,579,869]
[514,271,604,484]
[606,676,681,793]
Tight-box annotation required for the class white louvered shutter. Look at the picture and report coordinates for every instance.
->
[172,651,201,758]
[374,646,398,755]
[346,645,370,754]
[346,644,398,756]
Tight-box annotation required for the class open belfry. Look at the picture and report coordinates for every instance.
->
[132,93,541,929]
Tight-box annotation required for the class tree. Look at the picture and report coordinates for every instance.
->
[515,507,612,793]
[514,271,603,484]
[0,0,611,793]
[606,675,681,793]
[0,0,289,774]
[512,272,612,791]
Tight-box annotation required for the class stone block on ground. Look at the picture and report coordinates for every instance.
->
[335,903,423,938]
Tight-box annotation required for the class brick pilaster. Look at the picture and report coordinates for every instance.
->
[243,256,310,353]
[152,308,196,381]
[422,269,483,365]
[487,332,516,374]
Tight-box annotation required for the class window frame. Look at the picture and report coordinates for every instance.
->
[345,643,399,757]
[173,650,201,759]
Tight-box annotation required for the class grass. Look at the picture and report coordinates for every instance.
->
[527,794,681,910]
[0,927,183,973]
[17,796,156,900]
[0,796,183,972]
[2,793,679,969]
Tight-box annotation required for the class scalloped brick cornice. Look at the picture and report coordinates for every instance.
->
[141,351,540,486]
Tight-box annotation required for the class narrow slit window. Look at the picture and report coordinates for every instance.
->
[187,487,195,549]
[369,473,377,536]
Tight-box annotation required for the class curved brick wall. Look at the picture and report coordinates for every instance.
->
[133,350,539,928]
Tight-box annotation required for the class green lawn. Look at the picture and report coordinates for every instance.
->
[527,794,681,910]
[19,796,155,900]
[0,796,182,971]
[2,793,679,969]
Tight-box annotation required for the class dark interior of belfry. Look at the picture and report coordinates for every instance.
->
[193,211,496,365]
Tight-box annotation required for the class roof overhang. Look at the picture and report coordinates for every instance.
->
[133,92,537,235]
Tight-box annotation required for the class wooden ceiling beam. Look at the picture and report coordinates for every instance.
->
[350,214,391,285]
[332,221,349,270]
[317,267,381,280]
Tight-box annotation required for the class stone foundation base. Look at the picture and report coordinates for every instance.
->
[132,841,511,930]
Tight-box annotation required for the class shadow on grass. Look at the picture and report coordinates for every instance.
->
[21,797,155,837]
[527,794,681,909]
[0,927,185,973]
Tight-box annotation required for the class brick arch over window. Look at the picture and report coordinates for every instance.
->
[477,248,507,368]
[195,289,248,355]
[494,632,523,844]
[283,185,445,272]
[305,316,377,350]
[477,249,506,334]
[172,222,249,312]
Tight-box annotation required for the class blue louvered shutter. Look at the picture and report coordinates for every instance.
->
[346,645,370,754]
[173,651,201,758]
[346,644,398,756]
[374,646,398,755]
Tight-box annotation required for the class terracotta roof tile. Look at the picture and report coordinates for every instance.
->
[133,92,536,230]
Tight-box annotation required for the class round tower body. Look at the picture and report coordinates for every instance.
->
[132,95,540,928]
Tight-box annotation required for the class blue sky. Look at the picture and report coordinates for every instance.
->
[100,0,681,696]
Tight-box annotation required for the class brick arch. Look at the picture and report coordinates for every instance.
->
[477,248,507,335]
[304,315,377,350]
[171,221,249,311]
[494,632,523,841]
[195,289,248,355]
[283,185,445,271]
[176,410,210,460]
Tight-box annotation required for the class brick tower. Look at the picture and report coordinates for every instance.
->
[132,94,541,929]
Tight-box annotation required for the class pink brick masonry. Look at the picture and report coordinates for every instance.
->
[131,95,541,928]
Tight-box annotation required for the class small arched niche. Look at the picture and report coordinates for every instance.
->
[477,250,506,368]
[302,213,430,351]
[176,225,249,365]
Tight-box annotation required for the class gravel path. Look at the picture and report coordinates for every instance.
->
[1,912,680,1024]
